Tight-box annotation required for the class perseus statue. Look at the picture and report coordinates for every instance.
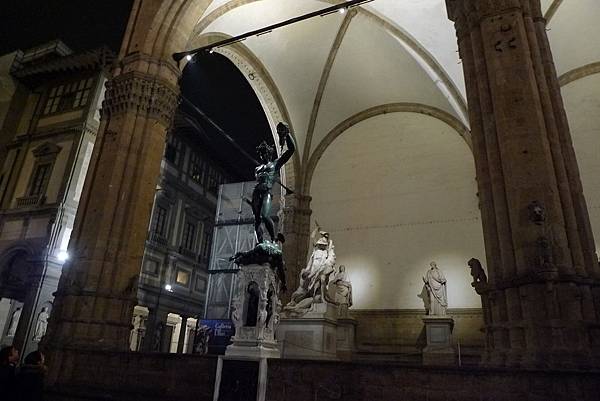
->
[250,122,296,243]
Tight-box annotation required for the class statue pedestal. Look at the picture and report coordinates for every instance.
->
[225,264,281,359]
[422,316,456,366]
[278,302,352,360]
[336,316,357,361]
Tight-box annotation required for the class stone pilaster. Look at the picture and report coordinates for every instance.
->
[43,53,180,381]
[177,315,188,353]
[446,0,600,368]
[280,194,312,304]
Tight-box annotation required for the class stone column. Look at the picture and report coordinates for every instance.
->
[176,315,188,353]
[141,307,169,352]
[12,259,44,354]
[446,0,600,368]
[43,53,180,379]
[280,194,312,303]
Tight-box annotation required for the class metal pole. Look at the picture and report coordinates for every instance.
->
[173,0,375,61]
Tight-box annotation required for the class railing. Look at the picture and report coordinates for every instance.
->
[16,195,44,208]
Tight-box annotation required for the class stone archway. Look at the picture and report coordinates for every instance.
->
[184,32,301,190]
[43,1,600,381]
[0,245,42,353]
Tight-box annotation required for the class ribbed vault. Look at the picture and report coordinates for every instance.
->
[132,0,600,309]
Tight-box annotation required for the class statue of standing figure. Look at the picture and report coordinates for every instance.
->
[249,122,296,244]
[423,262,448,316]
[329,265,353,317]
[6,307,22,337]
[33,307,50,342]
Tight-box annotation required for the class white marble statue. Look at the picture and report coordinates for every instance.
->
[285,225,336,314]
[33,307,50,342]
[423,261,448,316]
[7,307,22,337]
[329,265,353,316]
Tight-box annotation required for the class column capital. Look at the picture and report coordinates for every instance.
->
[283,193,312,218]
[101,71,180,126]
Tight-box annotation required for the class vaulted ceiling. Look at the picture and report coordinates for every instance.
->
[187,0,600,187]
[182,0,600,308]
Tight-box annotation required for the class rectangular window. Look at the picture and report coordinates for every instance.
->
[188,152,204,184]
[144,259,159,275]
[43,78,94,115]
[201,231,212,259]
[73,78,94,108]
[164,135,184,166]
[207,168,220,195]
[176,270,190,286]
[195,276,207,292]
[29,163,51,196]
[181,221,196,251]
[153,206,168,236]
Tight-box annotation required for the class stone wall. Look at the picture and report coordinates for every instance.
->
[47,350,217,401]
[266,359,600,401]
[351,308,484,362]
[47,350,600,401]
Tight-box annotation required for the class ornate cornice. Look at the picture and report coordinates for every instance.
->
[101,72,180,126]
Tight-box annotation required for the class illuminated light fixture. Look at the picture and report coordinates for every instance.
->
[186,55,192,61]
[165,284,173,292]
[57,251,69,262]
[209,49,214,54]
[172,0,376,62]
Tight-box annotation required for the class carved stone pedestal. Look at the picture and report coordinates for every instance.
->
[422,316,456,366]
[226,264,281,359]
[336,317,357,361]
[278,302,347,360]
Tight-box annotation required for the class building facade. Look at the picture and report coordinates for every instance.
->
[131,112,232,353]
[40,0,600,379]
[0,42,232,359]
[0,41,112,357]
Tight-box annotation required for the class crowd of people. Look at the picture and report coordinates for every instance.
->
[0,345,46,401]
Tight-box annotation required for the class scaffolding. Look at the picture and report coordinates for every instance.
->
[204,181,281,319]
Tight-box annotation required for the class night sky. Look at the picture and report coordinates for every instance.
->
[1,1,273,182]
[180,53,273,181]
[0,1,134,54]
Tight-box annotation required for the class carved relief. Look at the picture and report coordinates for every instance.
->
[490,16,519,54]
[101,72,180,126]
[528,201,545,225]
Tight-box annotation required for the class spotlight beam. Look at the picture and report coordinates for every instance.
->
[173,0,375,62]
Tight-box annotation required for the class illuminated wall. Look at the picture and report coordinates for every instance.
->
[310,112,484,310]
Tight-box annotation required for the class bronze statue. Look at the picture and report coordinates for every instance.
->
[230,123,295,294]
[467,258,487,287]
[249,122,295,243]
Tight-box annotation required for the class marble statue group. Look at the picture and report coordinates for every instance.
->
[222,120,494,363]
[284,224,353,316]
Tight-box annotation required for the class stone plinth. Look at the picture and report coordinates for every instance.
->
[422,316,455,366]
[278,302,340,360]
[336,317,357,361]
[226,264,281,359]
